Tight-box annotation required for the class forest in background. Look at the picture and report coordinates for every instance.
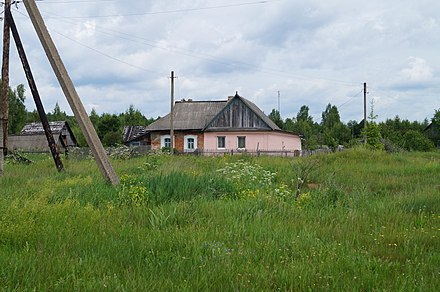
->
[6,83,440,151]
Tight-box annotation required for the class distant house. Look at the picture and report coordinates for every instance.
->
[8,121,78,153]
[124,93,301,155]
[123,125,150,147]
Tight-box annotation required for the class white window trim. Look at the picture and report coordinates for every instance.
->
[184,135,198,152]
[237,136,246,150]
[160,135,171,148]
[217,136,226,150]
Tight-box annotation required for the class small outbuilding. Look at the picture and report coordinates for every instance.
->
[8,121,78,153]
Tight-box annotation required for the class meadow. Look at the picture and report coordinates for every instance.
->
[0,148,439,291]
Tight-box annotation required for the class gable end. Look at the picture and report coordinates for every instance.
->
[205,96,272,131]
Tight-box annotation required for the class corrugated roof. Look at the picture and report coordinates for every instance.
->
[20,121,67,135]
[123,126,149,142]
[146,100,227,131]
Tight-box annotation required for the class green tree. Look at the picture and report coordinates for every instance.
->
[120,105,149,126]
[97,113,121,146]
[320,103,350,148]
[268,109,284,129]
[363,99,384,151]
[8,84,27,134]
[363,123,384,151]
[89,108,100,129]
[48,102,68,121]
[402,130,435,151]
[294,106,319,150]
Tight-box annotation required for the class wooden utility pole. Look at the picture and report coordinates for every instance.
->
[363,82,367,129]
[170,71,175,155]
[363,82,367,145]
[6,9,64,172]
[0,0,11,175]
[23,0,119,185]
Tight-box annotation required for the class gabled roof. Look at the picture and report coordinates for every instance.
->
[123,126,149,143]
[204,94,280,131]
[18,121,78,147]
[146,93,280,132]
[20,121,69,135]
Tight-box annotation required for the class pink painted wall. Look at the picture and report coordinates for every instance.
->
[203,131,302,152]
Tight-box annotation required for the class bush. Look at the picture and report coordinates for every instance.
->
[402,130,435,152]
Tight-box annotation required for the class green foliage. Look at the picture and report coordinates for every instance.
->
[402,130,435,152]
[8,84,27,134]
[268,109,284,129]
[363,122,384,151]
[432,108,440,126]
[0,151,439,290]
[117,174,149,206]
[47,102,68,122]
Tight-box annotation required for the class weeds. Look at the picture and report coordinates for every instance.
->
[0,149,439,290]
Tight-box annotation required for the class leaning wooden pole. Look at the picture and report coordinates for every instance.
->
[6,9,64,172]
[0,0,11,175]
[23,0,119,185]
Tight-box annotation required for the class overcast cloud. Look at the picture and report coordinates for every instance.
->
[3,0,440,123]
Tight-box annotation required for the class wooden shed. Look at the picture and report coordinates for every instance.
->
[8,121,78,153]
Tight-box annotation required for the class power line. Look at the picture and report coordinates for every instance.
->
[34,0,116,3]
[40,0,281,18]
[37,9,360,87]
[13,9,160,74]
[338,89,363,108]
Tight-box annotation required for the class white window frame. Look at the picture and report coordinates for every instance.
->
[217,136,226,149]
[237,136,246,150]
[161,135,171,148]
[184,135,198,152]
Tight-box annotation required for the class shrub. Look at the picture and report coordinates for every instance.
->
[402,130,435,152]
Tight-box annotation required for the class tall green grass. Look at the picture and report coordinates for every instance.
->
[0,149,439,290]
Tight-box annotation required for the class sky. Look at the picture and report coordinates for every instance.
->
[3,0,440,123]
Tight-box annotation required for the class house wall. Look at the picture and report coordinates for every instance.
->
[150,131,204,152]
[8,135,66,153]
[203,131,301,152]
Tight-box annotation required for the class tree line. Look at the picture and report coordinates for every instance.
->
[5,83,440,150]
[268,103,439,152]
[6,83,156,146]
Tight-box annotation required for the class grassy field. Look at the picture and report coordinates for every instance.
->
[0,148,439,291]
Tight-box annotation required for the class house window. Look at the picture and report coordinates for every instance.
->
[217,136,226,149]
[184,135,197,152]
[161,135,171,148]
[237,136,246,149]
[187,138,195,149]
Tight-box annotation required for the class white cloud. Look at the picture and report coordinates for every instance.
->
[4,0,440,124]
[400,57,433,83]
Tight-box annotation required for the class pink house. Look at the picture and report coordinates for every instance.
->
[124,93,302,155]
